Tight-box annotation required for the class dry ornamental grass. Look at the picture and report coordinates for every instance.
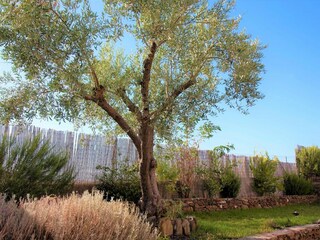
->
[0,191,158,240]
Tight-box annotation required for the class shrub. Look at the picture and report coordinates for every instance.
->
[250,154,281,196]
[296,146,320,178]
[220,168,241,198]
[0,191,158,240]
[283,173,314,195]
[0,135,75,200]
[197,145,240,198]
[163,200,183,219]
[156,159,179,195]
[202,177,221,198]
[175,180,192,198]
[196,157,221,197]
[96,162,141,203]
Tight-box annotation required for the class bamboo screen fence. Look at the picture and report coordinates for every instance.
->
[0,125,297,197]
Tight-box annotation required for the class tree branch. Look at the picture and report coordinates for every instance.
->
[117,87,142,121]
[151,77,196,121]
[48,5,100,87]
[84,89,142,155]
[150,41,221,122]
[141,41,157,119]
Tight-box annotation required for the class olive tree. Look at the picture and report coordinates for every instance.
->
[0,0,264,219]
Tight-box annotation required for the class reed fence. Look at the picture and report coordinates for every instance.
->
[0,125,297,197]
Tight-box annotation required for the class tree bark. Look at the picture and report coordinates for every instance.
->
[138,124,163,222]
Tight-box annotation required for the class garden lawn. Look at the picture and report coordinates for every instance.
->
[191,203,320,240]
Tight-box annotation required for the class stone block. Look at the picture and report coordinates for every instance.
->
[174,218,183,236]
[182,218,191,236]
[159,217,173,237]
[186,216,197,232]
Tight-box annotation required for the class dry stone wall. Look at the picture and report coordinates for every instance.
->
[180,195,319,212]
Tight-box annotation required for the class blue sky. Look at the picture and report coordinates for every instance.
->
[1,0,320,162]
[202,0,320,161]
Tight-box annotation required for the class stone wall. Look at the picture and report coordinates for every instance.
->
[239,223,320,240]
[180,195,319,212]
[311,177,320,195]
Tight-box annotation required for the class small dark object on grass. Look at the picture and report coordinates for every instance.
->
[293,211,299,216]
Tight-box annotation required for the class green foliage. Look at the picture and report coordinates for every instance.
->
[163,200,183,219]
[155,144,180,195]
[0,0,265,141]
[202,177,221,198]
[197,144,240,198]
[220,168,241,198]
[283,173,314,196]
[175,180,191,198]
[156,159,179,183]
[0,0,265,211]
[249,154,281,196]
[156,159,179,194]
[0,135,75,200]
[296,146,320,178]
[96,162,141,203]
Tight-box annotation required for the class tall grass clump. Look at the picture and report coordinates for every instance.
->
[0,191,158,240]
[0,135,75,200]
[0,194,45,240]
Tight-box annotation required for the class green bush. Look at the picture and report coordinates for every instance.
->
[250,154,281,196]
[197,145,241,198]
[96,162,141,203]
[156,159,179,195]
[296,146,320,178]
[196,157,221,197]
[175,180,191,198]
[283,173,314,195]
[0,135,75,200]
[220,168,241,198]
[163,200,183,219]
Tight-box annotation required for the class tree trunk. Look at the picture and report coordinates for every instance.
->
[139,124,163,223]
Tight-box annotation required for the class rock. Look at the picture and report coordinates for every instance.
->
[182,218,191,236]
[174,218,183,236]
[187,216,197,232]
[159,217,173,237]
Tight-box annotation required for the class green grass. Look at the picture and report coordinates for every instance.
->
[191,203,320,240]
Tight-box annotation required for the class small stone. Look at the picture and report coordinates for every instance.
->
[182,219,191,236]
[187,216,197,232]
[174,218,183,236]
[159,217,173,237]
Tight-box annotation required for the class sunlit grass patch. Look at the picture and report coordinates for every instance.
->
[192,203,320,239]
